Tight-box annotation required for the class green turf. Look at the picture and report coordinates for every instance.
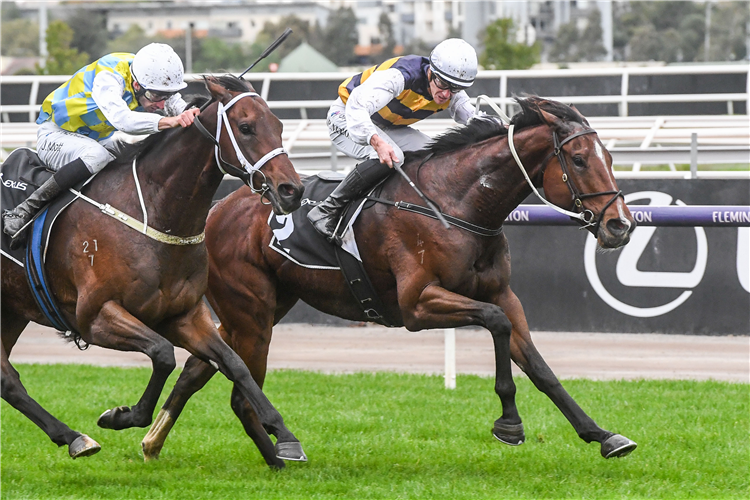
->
[2,365,748,499]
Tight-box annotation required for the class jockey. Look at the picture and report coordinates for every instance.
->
[3,43,200,239]
[307,38,478,241]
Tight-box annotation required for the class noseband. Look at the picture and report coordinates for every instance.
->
[193,92,288,202]
[507,124,623,234]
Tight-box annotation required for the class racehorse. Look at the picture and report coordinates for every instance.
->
[141,96,639,461]
[1,75,308,468]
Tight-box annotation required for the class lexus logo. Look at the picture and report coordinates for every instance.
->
[584,191,708,318]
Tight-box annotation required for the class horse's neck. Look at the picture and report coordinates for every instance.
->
[490,125,553,214]
[414,125,552,230]
[134,125,221,236]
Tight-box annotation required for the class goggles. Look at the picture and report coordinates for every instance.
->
[431,73,465,94]
[142,88,177,102]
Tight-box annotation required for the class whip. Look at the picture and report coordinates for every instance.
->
[238,28,293,78]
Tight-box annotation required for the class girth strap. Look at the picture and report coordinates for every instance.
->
[334,245,393,327]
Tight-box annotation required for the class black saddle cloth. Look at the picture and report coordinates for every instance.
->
[267,172,394,325]
[268,172,385,269]
[1,148,54,264]
[269,173,345,268]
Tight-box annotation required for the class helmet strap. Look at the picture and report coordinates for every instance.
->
[132,77,147,101]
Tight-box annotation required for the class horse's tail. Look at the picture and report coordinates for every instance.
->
[57,330,90,351]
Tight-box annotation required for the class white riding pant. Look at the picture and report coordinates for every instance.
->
[327,105,432,169]
[36,121,128,174]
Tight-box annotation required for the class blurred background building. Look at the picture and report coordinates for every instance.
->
[2,1,748,75]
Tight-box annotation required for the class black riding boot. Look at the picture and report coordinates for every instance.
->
[307,158,392,241]
[3,158,90,239]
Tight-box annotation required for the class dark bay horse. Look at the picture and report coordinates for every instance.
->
[142,96,638,461]
[1,75,307,467]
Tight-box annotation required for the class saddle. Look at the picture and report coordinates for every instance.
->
[1,148,82,333]
[268,172,393,326]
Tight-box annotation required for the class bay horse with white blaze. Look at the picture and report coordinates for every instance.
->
[1,75,307,467]
[142,96,638,461]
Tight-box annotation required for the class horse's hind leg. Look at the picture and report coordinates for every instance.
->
[83,301,176,430]
[1,318,100,458]
[497,287,637,458]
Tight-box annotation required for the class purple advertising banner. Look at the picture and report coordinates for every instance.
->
[504,205,750,227]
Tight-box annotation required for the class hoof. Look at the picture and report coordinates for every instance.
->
[275,441,308,462]
[601,434,637,458]
[69,434,101,459]
[97,405,134,430]
[492,421,525,446]
[141,409,174,462]
[142,440,161,462]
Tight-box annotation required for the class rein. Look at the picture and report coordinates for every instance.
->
[507,124,623,233]
[193,91,288,203]
[367,196,503,237]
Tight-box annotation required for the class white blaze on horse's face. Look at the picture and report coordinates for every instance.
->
[594,140,609,173]
[594,138,632,231]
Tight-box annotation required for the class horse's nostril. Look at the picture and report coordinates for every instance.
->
[278,184,296,198]
[606,218,629,236]
[277,183,304,203]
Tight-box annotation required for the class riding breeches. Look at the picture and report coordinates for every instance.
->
[327,104,432,169]
[36,121,128,174]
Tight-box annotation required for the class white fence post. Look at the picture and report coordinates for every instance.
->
[444,328,456,389]
[691,132,699,179]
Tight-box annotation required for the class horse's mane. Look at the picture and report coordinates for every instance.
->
[117,74,254,164]
[406,95,586,161]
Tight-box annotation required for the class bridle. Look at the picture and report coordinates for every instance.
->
[193,91,288,203]
[507,124,623,235]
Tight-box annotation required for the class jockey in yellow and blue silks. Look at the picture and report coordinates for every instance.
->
[37,53,142,141]
[308,38,479,241]
[3,43,200,240]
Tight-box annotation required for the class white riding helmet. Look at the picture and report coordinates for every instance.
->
[131,43,188,92]
[429,38,478,89]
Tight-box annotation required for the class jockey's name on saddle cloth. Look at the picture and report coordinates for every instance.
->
[268,172,367,270]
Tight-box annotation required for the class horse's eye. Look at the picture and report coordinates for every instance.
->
[572,156,586,168]
[239,124,253,135]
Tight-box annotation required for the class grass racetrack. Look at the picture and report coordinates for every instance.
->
[2,365,748,499]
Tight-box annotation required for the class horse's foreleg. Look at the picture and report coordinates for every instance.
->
[163,300,303,468]
[84,301,176,430]
[141,353,218,461]
[1,339,101,458]
[224,320,307,463]
[497,287,637,458]
[400,282,522,442]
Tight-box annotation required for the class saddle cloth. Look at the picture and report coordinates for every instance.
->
[1,148,81,333]
[1,148,53,265]
[268,172,377,269]
[267,172,393,325]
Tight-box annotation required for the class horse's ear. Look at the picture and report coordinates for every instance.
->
[204,76,231,103]
[569,105,590,126]
[538,107,565,132]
